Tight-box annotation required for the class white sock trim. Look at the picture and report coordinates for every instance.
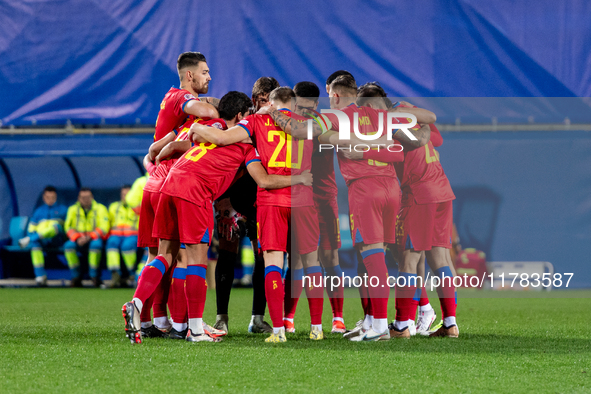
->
[154,316,169,328]
[372,318,387,333]
[332,317,344,323]
[394,320,409,330]
[362,315,374,331]
[419,303,433,313]
[188,318,204,334]
[132,298,143,313]
[443,316,456,327]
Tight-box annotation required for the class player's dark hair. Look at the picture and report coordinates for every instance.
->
[330,74,357,95]
[43,185,57,193]
[294,81,320,101]
[357,81,392,108]
[269,86,295,105]
[252,77,280,99]
[218,91,252,120]
[177,52,207,72]
[326,70,354,86]
[121,184,131,190]
[79,187,92,194]
[358,81,386,97]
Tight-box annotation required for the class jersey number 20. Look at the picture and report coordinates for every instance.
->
[268,130,304,169]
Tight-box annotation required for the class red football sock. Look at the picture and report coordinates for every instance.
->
[409,298,419,321]
[284,268,303,319]
[435,267,456,319]
[140,293,154,323]
[264,266,284,328]
[304,269,324,325]
[359,286,370,315]
[328,291,344,319]
[168,267,187,324]
[152,262,174,318]
[357,259,371,316]
[419,286,429,307]
[325,265,344,319]
[395,272,419,322]
[133,256,169,306]
[185,264,208,319]
[362,249,389,319]
[395,287,415,322]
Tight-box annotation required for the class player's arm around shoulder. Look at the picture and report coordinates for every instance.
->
[393,123,431,149]
[155,140,192,165]
[183,100,219,119]
[148,131,176,160]
[246,161,312,189]
[188,123,250,146]
[199,97,220,108]
[258,107,325,140]
[389,103,436,124]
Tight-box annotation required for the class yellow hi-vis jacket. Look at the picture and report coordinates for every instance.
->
[108,201,138,237]
[65,200,110,241]
[126,174,148,215]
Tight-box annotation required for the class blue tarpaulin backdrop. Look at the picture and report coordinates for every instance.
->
[1,131,590,287]
[1,0,591,125]
[1,1,590,287]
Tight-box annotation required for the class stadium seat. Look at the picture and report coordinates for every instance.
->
[3,216,28,252]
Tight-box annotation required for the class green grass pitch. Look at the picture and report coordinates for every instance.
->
[1,288,590,393]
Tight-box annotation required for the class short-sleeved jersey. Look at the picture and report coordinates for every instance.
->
[154,87,199,141]
[322,104,397,185]
[237,110,293,207]
[144,118,225,194]
[160,136,259,206]
[394,127,455,204]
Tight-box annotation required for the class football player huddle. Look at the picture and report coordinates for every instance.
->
[121,51,458,344]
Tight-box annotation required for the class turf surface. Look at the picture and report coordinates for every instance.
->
[0,288,590,393]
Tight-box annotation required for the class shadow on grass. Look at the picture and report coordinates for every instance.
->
[214,332,591,355]
[3,328,589,356]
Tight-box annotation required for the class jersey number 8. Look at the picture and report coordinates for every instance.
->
[185,142,217,162]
